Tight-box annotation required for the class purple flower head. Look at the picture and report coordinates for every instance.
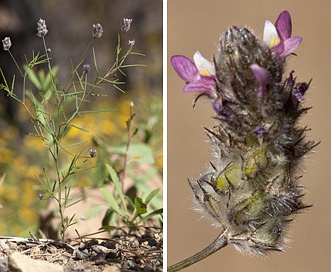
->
[294,81,310,101]
[285,71,311,101]
[171,51,216,94]
[212,99,233,120]
[250,64,270,97]
[253,126,267,137]
[263,10,302,57]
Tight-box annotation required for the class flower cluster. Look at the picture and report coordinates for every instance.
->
[92,23,103,39]
[121,18,133,33]
[37,18,48,37]
[171,10,317,256]
[2,37,11,51]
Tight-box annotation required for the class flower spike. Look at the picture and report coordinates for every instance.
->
[170,11,316,271]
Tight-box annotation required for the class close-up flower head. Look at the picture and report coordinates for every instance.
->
[169,9,317,271]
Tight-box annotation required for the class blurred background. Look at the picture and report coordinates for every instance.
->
[168,1,330,271]
[0,0,162,236]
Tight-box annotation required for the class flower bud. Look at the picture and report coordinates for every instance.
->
[90,149,97,158]
[83,63,91,74]
[2,37,12,51]
[121,18,133,33]
[92,23,103,39]
[37,19,48,37]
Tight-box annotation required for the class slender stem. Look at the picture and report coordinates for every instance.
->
[8,50,24,78]
[167,228,229,272]
[122,101,134,190]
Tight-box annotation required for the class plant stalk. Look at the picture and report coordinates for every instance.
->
[167,228,228,272]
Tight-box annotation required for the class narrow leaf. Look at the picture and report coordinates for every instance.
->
[106,164,127,213]
[100,187,126,217]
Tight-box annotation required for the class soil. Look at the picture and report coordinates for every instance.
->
[0,226,163,272]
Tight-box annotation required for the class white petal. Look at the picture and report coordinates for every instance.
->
[263,20,280,47]
[193,51,215,76]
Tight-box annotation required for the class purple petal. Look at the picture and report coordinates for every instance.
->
[250,64,269,86]
[184,77,214,93]
[200,75,215,86]
[251,64,270,97]
[275,10,292,40]
[253,126,267,137]
[212,100,233,120]
[272,41,285,56]
[170,55,200,82]
[280,37,302,57]
[294,81,309,101]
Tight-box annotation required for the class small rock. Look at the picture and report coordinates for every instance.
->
[8,251,63,272]
[100,241,116,249]
[91,244,109,254]
[148,238,157,247]
[75,249,90,260]
[122,260,136,270]
[0,257,8,272]
[102,266,121,272]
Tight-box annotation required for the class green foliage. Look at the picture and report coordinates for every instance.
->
[90,102,163,231]
[99,164,162,230]
[0,19,162,239]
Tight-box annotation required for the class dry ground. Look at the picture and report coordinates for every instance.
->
[0,227,162,272]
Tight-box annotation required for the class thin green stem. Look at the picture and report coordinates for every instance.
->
[167,228,229,272]
[122,101,134,190]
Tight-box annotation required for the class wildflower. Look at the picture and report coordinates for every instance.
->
[121,18,133,33]
[83,63,90,74]
[128,39,135,46]
[285,70,311,101]
[253,126,266,137]
[250,64,270,96]
[37,18,48,37]
[92,23,103,39]
[170,10,317,267]
[263,10,302,57]
[212,99,233,120]
[170,51,216,94]
[90,149,97,158]
[2,37,11,51]
[294,81,310,101]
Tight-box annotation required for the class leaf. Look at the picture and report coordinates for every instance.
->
[101,208,113,226]
[106,164,127,213]
[100,225,122,231]
[141,208,163,222]
[83,205,108,220]
[134,197,147,218]
[124,195,135,212]
[145,188,160,204]
[100,187,126,218]
[92,47,99,74]
[26,68,42,90]
[43,66,59,97]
